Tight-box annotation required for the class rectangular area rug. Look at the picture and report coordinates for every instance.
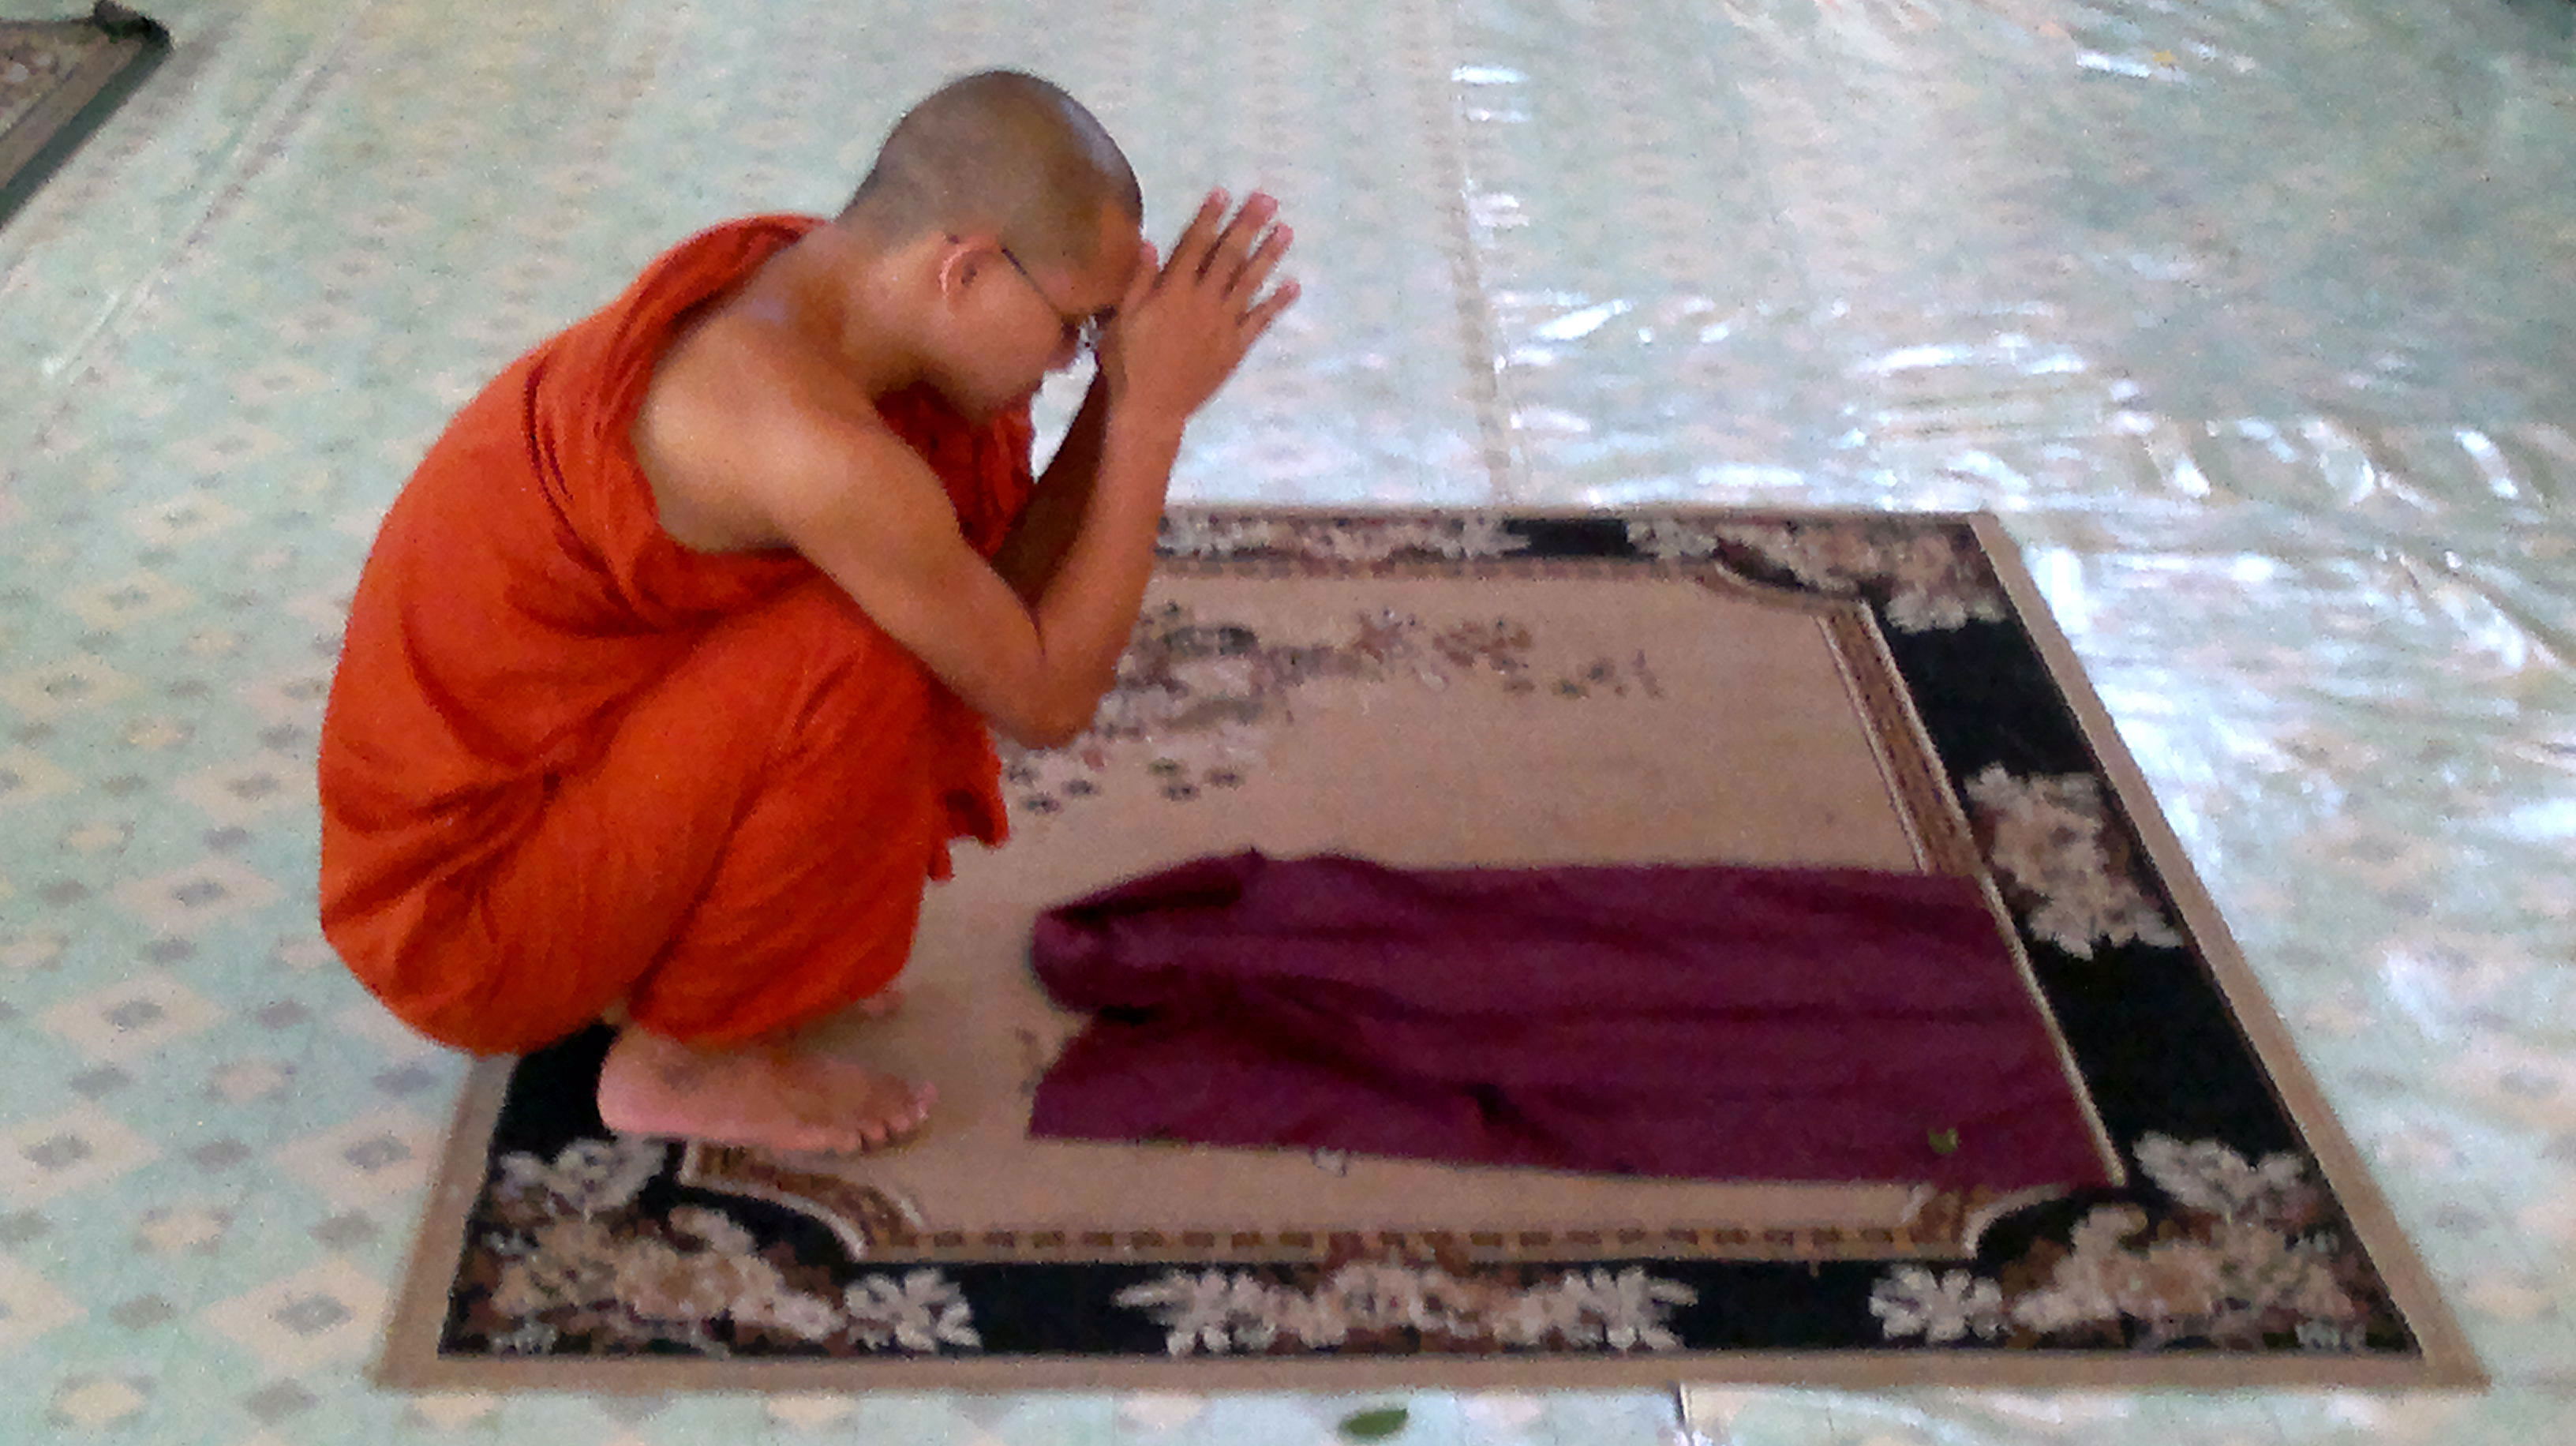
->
[379,508,2484,1392]
[0,5,168,230]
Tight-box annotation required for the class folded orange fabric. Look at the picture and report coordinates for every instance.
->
[320,215,1035,1055]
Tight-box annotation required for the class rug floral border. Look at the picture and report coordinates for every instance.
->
[382,508,2484,1391]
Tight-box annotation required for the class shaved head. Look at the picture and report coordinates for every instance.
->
[844,71,1142,270]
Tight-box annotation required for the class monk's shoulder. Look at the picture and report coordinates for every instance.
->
[636,308,907,550]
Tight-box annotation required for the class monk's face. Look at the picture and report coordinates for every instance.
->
[942,205,1145,418]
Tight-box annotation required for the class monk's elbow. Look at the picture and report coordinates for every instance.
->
[1014,717,1088,751]
[1002,697,1097,751]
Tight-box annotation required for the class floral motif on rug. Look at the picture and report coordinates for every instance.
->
[999,597,1663,813]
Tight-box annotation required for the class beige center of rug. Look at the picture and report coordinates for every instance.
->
[695,562,2103,1264]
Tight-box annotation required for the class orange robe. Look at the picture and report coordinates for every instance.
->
[320,215,1034,1056]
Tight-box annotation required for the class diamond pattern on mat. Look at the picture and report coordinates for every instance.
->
[406,1393,500,1429]
[234,668,331,726]
[242,1378,320,1422]
[272,1108,437,1209]
[125,489,249,548]
[271,299,368,349]
[60,571,196,631]
[329,1001,444,1060]
[134,1202,234,1256]
[189,1137,254,1173]
[38,969,226,1064]
[309,1212,379,1250]
[207,1058,294,1104]
[0,1103,159,1207]
[172,752,315,826]
[47,1373,150,1429]
[229,360,335,406]
[0,1251,85,1354]
[593,1393,672,1425]
[118,714,196,751]
[331,502,391,540]
[1,931,69,969]
[110,856,285,934]
[766,1395,857,1429]
[62,818,132,856]
[1460,1392,1548,1433]
[0,654,139,721]
[199,1255,387,1376]
[1116,1393,1210,1433]
[67,1065,131,1098]
[169,420,286,477]
[0,746,78,809]
[283,579,357,634]
[108,1294,178,1330]
[271,936,337,972]
[369,1064,441,1099]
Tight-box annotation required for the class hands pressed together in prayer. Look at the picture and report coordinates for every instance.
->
[1096,189,1300,432]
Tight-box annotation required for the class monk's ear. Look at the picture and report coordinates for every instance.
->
[932,234,992,306]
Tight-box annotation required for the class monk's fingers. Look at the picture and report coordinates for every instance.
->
[1222,224,1294,305]
[1236,279,1302,346]
[1164,189,1231,279]
[1113,241,1157,325]
[1127,240,1160,301]
[1198,193,1279,283]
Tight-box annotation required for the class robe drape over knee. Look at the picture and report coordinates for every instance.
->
[319,215,1035,1057]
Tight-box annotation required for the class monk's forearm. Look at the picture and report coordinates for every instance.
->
[991,379,1114,604]
[1012,409,1183,745]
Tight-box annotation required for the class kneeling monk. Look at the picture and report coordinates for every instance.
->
[317,71,1297,1154]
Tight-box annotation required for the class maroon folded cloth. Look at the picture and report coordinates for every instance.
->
[1028,851,2111,1188]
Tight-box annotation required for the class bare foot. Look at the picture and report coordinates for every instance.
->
[596,1026,934,1154]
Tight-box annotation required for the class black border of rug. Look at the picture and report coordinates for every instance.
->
[0,5,170,232]
[381,508,2487,1392]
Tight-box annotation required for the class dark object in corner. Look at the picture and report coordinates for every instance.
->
[0,4,171,231]
[93,2,164,40]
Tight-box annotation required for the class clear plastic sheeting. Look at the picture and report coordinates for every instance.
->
[0,0,2571,1442]
[1451,1,2576,508]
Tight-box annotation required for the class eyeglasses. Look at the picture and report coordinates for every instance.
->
[996,244,1108,359]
